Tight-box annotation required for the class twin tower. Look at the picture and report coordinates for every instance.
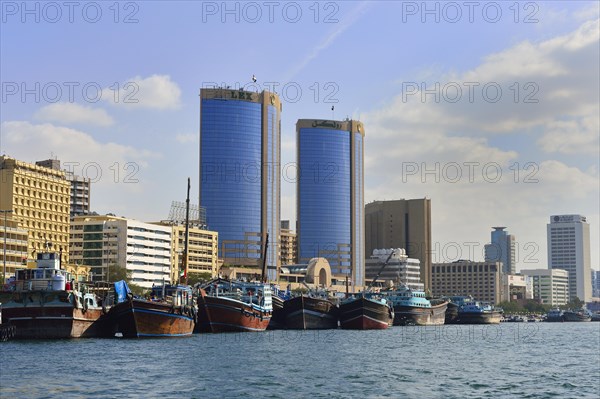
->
[198,88,365,286]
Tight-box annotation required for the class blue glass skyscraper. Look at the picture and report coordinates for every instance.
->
[296,119,365,287]
[199,88,280,279]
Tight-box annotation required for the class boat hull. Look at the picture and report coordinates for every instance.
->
[196,292,271,333]
[339,297,392,330]
[394,301,448,326]
[545,315,564,322]
[268,295,286,330]
[453,311,502,324]
[109,299,195,338]
[0,291,110,339]
[562,311,591,322]
[445,302,459,324]
[283,296,339,330]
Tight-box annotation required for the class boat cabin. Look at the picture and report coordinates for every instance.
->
[150,284,194,307]
[12,253,72,292]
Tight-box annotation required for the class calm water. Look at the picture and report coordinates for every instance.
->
[1,323,599,399]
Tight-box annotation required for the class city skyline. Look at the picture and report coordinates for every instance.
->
[1,1,598,272]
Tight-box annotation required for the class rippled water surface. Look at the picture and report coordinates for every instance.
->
[1,323,599,398]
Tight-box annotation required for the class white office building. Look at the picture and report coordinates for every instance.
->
[365,248,424,291]
[547,215,591,302]
[521,269,570,307]
[70,215,171,289]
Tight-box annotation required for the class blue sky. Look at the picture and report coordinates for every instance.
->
[1,1,599,271]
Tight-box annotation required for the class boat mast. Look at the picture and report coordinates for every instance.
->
[260,233,269,283]
[182,177,191,285]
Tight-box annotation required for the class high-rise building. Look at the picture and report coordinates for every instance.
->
[199,88,281,279]
[521,269,569,307]
[431,260,503,304]
[547,214,591,302]
[365,199,431,290]
[280,220,297,265]
[70,215,171,289]
[484,227,516,274]
[1,156,70,261]
[35,159,91,217]
[296,119,365,286]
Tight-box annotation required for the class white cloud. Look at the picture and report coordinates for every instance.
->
[362,18,600,268]
[2,121,161,215]
[385,18,600,144]
[175,133,197,143]
[34,103,114,126]
[538,114,600,154]
[103,74,181,110]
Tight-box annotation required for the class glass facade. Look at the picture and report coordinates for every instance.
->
[201,99,262,261]
[353,132,364,286]
[298,128,352,275]
[200,91,280,274]
[266,105,280,279]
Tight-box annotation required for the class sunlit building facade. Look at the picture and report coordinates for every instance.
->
[199,88,281,279]
[70,215,171,288]
[547,215,591,302]
[0,156,70,261]
[296,119,365,286]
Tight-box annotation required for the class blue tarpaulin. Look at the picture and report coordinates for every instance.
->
[114,280,131,303]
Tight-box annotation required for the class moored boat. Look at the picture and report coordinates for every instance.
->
[0,303,17,341]
[450,296,502,324]
[267,286,288,330]
[383,286,447,326]
[283,294,339,330]
[444,300,459,324]
[0,252,111,339]
[109,281,196,338]
[562,309,591,322]
[196,278,273,332]
[545,308,564,322]
[339,295,393,330]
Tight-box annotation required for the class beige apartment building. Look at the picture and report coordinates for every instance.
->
[1,156,71,262]
[159,222,218,282]
[35,158,91,217]
[365,199,432,290]
[0,215,29,281]
[280,220,297,266]
[431,260,503,304]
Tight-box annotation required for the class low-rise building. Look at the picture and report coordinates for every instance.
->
[153,221,218,282]
[521,269,569,307]
[280,220,297,266]
[365,248,423,291]
[70,215,171,289]
[431,260,502,304]
[502,274,533,302]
